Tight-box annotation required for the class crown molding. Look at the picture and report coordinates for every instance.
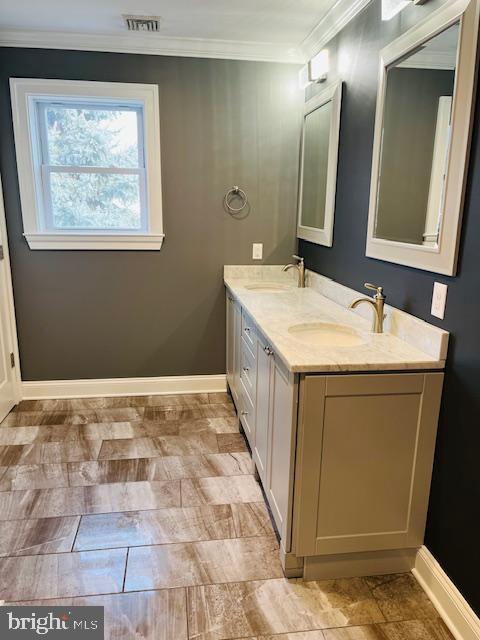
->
[300,0,373,59]
[0,28,304,64]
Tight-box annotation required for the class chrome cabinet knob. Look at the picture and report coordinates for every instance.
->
[264,346,274,356]
[241,410,248,416]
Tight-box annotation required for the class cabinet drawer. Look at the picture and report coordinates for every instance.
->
[240,338,257,402]
[239,377,256,447]
[241,309,256,349]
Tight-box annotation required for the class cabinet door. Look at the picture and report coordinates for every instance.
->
[232,301,242,405]
[265,357,297,547]
[226,294,241,407]
[253,334,273,484]
[226,293,235,389]
[239,339,257,447]
[294,373,444,557]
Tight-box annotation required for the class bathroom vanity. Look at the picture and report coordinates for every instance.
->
[225,266,448,580]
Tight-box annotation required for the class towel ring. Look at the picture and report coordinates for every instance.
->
[224,186,248,214]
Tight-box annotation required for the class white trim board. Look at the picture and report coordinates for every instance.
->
[414,546,480,640]
[22,374,227,400]
[300,0,372,60]
[0,29,304,64]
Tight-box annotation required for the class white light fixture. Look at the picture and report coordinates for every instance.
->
[298,64,311,90]
[382,0,428,21]
[309,49,329,82]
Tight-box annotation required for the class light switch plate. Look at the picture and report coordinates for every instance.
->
[431,282,448,319]
[252,243,263,260]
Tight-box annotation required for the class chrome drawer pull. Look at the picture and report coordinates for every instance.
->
[263,346,274,356]
[241,410,248,416]
[243,367,250,373]
[244,327,251,333]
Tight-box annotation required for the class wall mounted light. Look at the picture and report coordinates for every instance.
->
[309,49,329,83]
[382,0,428,21]
[298,64,311,90]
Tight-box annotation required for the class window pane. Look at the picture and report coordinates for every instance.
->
[49,172,143,230]
[45,106,141,169]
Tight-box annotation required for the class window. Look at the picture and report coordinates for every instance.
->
[10,79,164,250]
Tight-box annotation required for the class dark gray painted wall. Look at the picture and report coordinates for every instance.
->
[301,0,480,614]
[377,67,455,244]
[0,50,302,380]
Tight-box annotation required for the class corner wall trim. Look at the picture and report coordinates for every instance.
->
[21,374,227,400]
[413,546,480,640]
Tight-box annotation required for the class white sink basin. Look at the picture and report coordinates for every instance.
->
[288,322,365,347]
[244,282,291,292]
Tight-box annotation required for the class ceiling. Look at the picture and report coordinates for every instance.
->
[0,0,370,63]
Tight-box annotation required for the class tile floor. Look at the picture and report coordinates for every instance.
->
[0,392,452,639]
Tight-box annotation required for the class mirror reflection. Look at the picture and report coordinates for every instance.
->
[300,100,332,231]
[374,23,460,247]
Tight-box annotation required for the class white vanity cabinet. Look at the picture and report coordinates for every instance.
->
[225,289,444,580]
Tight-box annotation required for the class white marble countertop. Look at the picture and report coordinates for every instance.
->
[224,270,447,374]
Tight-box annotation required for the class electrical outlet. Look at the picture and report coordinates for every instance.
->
[252,243,263,260]
[431,282,448,319]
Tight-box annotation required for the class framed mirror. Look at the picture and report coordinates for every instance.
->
[297,81,342,247]
[366,0,480,275]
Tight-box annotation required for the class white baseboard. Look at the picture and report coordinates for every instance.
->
[413,546,480,640]
[21,374,227,400]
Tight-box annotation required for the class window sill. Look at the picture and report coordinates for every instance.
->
[24,233,165,251]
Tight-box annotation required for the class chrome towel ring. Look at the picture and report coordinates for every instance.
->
[224,186,248,214]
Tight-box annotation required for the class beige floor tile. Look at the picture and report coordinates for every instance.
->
[0,444,25,465]
[98,437,164,460]
[365,574,439,621]
[231,502,274,537]
[0,548,127,601]
[143,404,235,422]
[125,535,282,590]
[9,588,188,640]
[181,475,263,506]
[0,516,80,556]
[162,452,253,479]
[187,578,385,640]
[74,504,236,550]
[1,408,144,427]
[217,433,249,453]
[0,480,181,519]
[18,440,102,464]
[323,618,454,639]
[0,463,69,491]
[67,452,254,486]
[68,458,169,486]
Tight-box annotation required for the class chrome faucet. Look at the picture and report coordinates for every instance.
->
[283,255,306,288]
[349,283,386,333]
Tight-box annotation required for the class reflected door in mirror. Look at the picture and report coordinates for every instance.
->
[375,23,459,247]
[300,101,332,230]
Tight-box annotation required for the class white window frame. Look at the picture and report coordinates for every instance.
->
[10,79,164,250]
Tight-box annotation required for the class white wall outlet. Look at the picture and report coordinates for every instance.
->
[252,243,263,260]
[431,282,448,319]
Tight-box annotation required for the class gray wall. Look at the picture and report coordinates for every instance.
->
[0,49,302,380]
[300,0,480,615]
[376,67,455,244]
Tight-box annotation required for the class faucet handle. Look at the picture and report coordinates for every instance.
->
[364,283,385,298]
[292,255,304,264]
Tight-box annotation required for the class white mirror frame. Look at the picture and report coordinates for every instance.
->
[366,0,480,275]
[297,81,343,247]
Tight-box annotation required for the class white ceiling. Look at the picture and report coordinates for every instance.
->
[0,0,370,63]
